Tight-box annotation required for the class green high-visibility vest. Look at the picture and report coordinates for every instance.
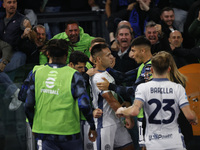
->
[33,65,80,135]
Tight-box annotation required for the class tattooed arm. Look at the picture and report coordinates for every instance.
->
[116,100,144,117]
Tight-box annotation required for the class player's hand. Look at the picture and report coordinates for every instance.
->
[125,116,134,129]
[93,108,103,118]
[96,77,109,91]
[88,129,97,142]
[86,68,98,77]
[116,107,125,117]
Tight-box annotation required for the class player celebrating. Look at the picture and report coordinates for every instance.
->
[25,39,97,150]
[90,43,134,150]
[116,51,198,150]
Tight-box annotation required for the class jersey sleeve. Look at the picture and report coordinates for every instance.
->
[93,73,110,95]
[135,83,145,103]
[177,84,189,108]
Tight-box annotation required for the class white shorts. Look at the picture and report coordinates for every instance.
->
[93,122,133,150]
[81,121,94,150]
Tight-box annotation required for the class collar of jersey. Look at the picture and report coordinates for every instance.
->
[98,69,106,72]
[152,78,169,81]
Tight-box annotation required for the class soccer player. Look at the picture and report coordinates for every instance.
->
[25,39,97,150]
[90,43,134,150]
[97,36,153,147]
[116,51,198,150]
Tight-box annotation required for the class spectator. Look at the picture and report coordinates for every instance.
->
[168,30,199,68]
[105,0,136,43]
[170,0,197,32]
[112,25,138,73]
[110,20,133,51]
[0,2,32,147]
[160,7,176,38]
[116,51,198,150]
[47,20,95,64]
[90,43,134,150]
[0,0,32,110]
[144,20,170,54]
[21,24,47,64]
[129,0,161,37]
[183,0,200,48]
[0,40,13,72]
[188,10,200,47]
[25,39,97,150]
[0,0,31,71]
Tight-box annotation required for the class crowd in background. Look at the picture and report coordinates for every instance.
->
[0,0,200,150]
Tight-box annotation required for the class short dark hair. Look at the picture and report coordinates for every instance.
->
[151,51,170,75]
[91,43,109,60]
[91,37,106,45]
[161,7,174,15]
[69,51,89,65]
[131,36,151,48]
[44,39,72,57]
[65,20,79,29]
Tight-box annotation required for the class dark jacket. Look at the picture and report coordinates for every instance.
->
[0,11,25,51]
[151,35,171,54]
[160,20,176,38]
[170,47,199,68]
[112,47,139,73]
[129,3,161,37]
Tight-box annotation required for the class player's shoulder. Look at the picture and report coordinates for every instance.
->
[93,71,108,80]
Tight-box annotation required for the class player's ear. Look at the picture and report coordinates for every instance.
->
[168,66,171,72]
[68,62,74,68]
[96,56,101,62]
[150,67,154,73]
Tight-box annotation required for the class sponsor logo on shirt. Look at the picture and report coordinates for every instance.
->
[41,70,59,95]
[149,133,173,141]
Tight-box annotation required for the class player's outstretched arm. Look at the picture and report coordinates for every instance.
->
[116,100,143,117]
[102,92,121,112]
[181,105,198,125]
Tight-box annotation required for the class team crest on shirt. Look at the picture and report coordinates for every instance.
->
[86,143,93,150]
[105,144,111,150]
